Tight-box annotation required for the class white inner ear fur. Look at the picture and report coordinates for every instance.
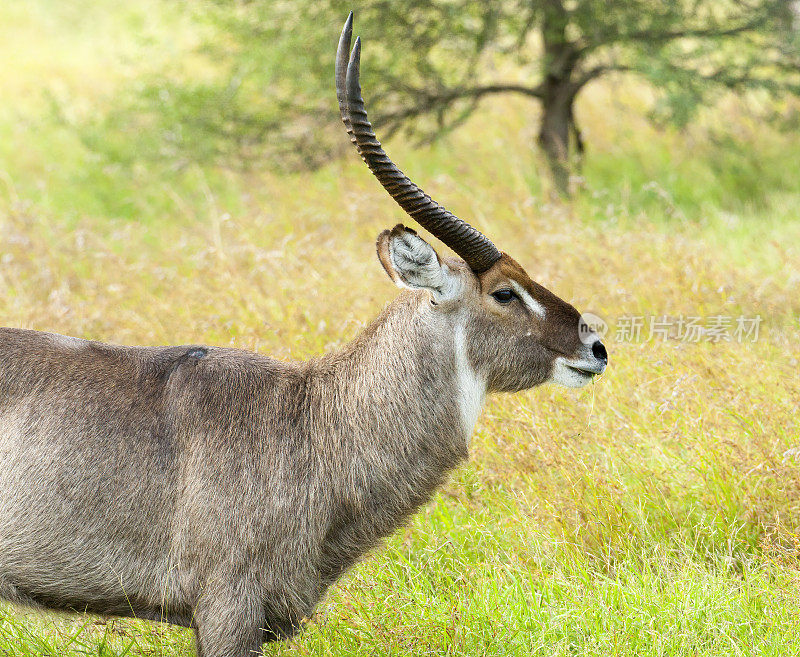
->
[389,231,462,302]
[509,280,546,319]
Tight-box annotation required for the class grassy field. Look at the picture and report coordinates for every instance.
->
[1,1,800,655]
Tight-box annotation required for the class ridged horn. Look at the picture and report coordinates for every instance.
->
[335,12,357,151]
[335,15,502,274]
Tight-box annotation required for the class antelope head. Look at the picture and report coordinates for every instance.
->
[336,14,608,393]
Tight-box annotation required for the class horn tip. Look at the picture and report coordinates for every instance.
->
[340,12,354,42]
[348,36,362,69]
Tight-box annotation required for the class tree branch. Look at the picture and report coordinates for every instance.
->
[373,82,545,130]
[569,64,634,95]
[579,14,772,55]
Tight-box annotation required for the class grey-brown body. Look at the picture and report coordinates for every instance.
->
[0,292,470,650]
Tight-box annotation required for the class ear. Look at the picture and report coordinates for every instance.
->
[376,225,462,302]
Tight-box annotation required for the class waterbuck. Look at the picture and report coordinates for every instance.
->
[0,14,608,656]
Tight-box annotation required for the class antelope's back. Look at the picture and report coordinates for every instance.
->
[0,327,299,618]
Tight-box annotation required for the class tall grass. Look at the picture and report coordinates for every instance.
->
[1,1,799,655]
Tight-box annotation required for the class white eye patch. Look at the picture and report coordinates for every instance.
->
[509,280,546,319]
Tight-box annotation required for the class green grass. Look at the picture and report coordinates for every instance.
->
[1,1,800,655]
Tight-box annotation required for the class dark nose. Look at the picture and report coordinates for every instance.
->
[592,340,608,363]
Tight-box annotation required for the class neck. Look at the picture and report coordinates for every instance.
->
[319,291,486,447]
[305,291,486,579]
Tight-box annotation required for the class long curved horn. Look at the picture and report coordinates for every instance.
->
[335,15,502,273]
[335,12,357,151]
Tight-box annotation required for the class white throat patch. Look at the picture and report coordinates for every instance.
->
[510,280,546,319]
[453,323,486,442]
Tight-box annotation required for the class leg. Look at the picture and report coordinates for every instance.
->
[192,587,266,657]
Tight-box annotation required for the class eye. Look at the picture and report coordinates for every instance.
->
[490,289,516,304]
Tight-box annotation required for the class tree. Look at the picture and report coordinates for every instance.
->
[105,1,800,194]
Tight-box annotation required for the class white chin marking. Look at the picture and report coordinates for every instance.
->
[550,357,593,389]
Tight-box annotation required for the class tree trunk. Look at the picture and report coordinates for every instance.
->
[538,0,578,196]
[537,77,574,196]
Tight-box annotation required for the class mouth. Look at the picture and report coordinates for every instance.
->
[551,356,607,389]
[566,364,603,378]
